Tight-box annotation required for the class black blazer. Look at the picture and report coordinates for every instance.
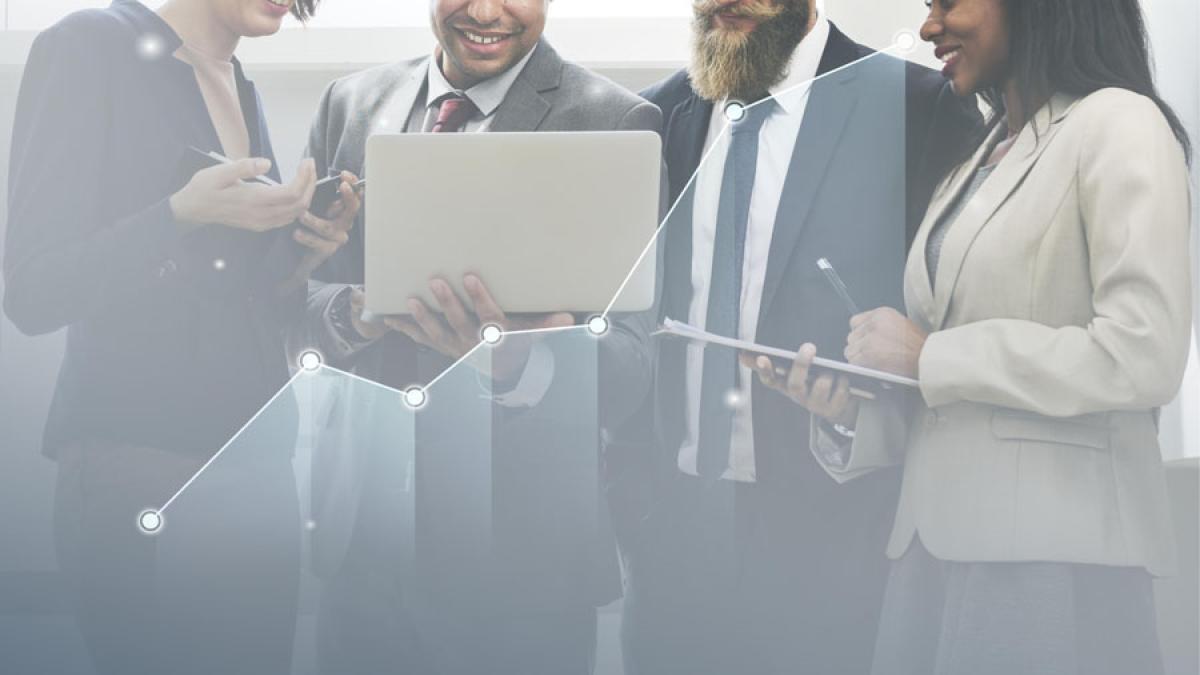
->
[610,24,981,544]
[3,0,303,457]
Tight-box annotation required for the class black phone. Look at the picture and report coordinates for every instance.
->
[310,175,368,218]
[309,175,345,218]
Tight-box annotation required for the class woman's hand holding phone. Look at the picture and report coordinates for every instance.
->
[170,157,317,232]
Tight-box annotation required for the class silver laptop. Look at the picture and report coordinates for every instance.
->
[363,131,660,315]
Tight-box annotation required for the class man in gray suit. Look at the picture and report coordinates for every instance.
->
[292,1,661,674]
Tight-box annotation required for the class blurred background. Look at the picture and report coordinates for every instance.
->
[0,1,1196,673]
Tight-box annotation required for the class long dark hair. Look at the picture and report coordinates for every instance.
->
[292,0,321,22]
[984,0,1191,162]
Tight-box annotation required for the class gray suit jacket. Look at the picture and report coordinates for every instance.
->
[296,41,663,610]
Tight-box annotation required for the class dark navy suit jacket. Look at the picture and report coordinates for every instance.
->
[607,23,982,671]
[3,0,303,457]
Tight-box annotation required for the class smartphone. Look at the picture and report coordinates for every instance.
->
[309,175,345,218]
[310,176,368,218]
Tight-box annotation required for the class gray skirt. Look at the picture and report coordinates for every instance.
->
[872,538,1165,675]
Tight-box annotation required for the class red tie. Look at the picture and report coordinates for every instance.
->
[431,94,478,133]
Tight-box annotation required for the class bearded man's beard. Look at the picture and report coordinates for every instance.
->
[688,0,812,102]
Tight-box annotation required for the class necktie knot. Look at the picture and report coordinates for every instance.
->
[431,93,478,133]
[730,97,777,138]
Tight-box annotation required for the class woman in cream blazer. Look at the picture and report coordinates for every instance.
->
[745,0,1193,673]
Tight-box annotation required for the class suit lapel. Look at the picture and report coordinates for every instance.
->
[666,94,713,203]
[928,93,1080,329]
[906,123,1004,327]
[489,41,562,132]
[355,60,427,170]
[758,61,860,318]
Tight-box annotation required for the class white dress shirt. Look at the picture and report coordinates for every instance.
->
[678,17,830,482]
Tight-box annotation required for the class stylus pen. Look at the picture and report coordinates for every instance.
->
[194,147,280,186]
[817,258,861,316]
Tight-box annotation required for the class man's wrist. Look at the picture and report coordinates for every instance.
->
[329,286,373,346]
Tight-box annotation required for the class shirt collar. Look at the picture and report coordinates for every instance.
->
[426,44,540,118]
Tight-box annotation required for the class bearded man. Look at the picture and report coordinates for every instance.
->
[605,1,981,673]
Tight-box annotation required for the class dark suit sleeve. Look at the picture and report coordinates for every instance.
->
[288,80,365,365]
[597,101,664,428]
[3,22,196,335]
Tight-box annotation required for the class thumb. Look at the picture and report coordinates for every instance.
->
[215,157,272,185]
[543,312,575,329]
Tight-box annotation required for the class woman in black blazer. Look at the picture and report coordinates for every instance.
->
[3,1,358,674]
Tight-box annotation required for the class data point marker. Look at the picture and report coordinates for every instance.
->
[893,30,918,53]
[587,316,610,337]
[481,324,503,345]
[137,509,163,535]
[213,258,226,271]
[298,350,323,372]
[404,387,428,410]
[724,101,747,123]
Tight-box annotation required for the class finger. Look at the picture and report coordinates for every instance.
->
[738,352,758,370]
[334,183,360,229]
[210,157,273,186]
[293,228,332,251]
[408,298,452,346]
[463,275,506,326]
[539,312,575,330]
[430,279,476,340]
[828,376,852,414]
[752,355,783,391]
[809,374,836,406]
[298,212,342,239]
[786,344,817,398]
[849,308,885,331]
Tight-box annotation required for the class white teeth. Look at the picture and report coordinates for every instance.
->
[939,48,961,63]
[464,32,505,45]
[267,0,291,7]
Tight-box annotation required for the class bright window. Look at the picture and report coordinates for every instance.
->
[3,1,690,31]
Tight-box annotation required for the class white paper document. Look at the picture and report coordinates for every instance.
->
[653,318,920,389]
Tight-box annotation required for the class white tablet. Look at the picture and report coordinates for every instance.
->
[363,131,661,315]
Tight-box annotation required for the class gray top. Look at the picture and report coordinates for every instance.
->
[926,162,997,286]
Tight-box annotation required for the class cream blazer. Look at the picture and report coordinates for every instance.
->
[813,89,1193,576]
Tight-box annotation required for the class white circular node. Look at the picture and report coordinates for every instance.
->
[137,509,163,535]
[724,101,748,123]
[587,316,610,336]
[213,258,227,271]
[893,30,918,53]
[403,387,428,410]
[724,388,745,411]
[304,520,318,532]
[298,350,323,372]
[481,324,504,345]
[137,34,165,61]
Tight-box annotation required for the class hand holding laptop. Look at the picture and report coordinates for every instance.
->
[383,274,574,382]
